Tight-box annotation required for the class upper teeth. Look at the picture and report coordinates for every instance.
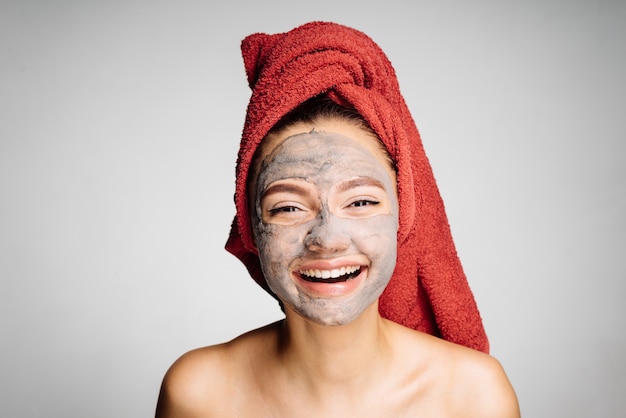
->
[299,266,360,279]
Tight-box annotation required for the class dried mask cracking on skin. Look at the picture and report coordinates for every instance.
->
[252,130,398,326]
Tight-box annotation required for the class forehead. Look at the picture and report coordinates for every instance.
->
[254,119,394,182]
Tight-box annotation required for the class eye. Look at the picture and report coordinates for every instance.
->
[269,205,302,215]
[259,178,318,225]
[350,199,380,208]
[262,200,313,225]
[334,192,389,219]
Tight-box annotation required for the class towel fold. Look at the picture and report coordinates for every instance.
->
[225,21,489,353]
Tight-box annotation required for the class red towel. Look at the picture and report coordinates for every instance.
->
[225,21,489,353]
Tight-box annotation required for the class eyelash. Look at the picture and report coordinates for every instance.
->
[350,199,379,208]
[268,206,301,215]
[265,197,380,218]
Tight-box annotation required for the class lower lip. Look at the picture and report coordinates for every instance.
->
[293,268,367,298]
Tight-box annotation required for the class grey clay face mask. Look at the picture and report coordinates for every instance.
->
[252,130,398,326]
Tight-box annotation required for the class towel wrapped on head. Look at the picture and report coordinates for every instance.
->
[226,21,489,353]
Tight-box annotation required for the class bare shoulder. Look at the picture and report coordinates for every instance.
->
[387,322,520,417]
[447,343,520,417]
[155,343,229,417]
[155,321,282,418]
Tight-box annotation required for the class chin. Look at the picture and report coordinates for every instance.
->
[293,303,365,326]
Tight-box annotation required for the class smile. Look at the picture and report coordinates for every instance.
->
[297,265,362,283]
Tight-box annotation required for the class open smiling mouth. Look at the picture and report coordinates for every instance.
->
[297,266,362,283]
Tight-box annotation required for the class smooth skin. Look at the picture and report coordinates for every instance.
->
[155,119,520,417]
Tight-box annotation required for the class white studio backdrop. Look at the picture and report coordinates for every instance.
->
[1,1,624,417]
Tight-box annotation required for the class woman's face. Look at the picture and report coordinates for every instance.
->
[251,120,398,326]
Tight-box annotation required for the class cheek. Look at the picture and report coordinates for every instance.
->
[350,215,398,263]
[254,221,307,268]
[254,222,312,299]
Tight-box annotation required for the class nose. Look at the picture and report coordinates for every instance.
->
[304,212,351,253]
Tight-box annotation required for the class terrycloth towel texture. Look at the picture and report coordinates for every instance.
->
[225,21,489,353]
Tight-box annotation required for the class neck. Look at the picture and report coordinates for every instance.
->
[278,303,392,389]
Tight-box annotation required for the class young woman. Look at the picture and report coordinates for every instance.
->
[156,22,520,417]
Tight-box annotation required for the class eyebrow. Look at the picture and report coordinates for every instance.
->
[336,177,386,193]
[262,182,311,199]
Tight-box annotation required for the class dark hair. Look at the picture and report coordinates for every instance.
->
[268,94,375,136]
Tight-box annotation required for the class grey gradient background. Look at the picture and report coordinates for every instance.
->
[1,1,624,417]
